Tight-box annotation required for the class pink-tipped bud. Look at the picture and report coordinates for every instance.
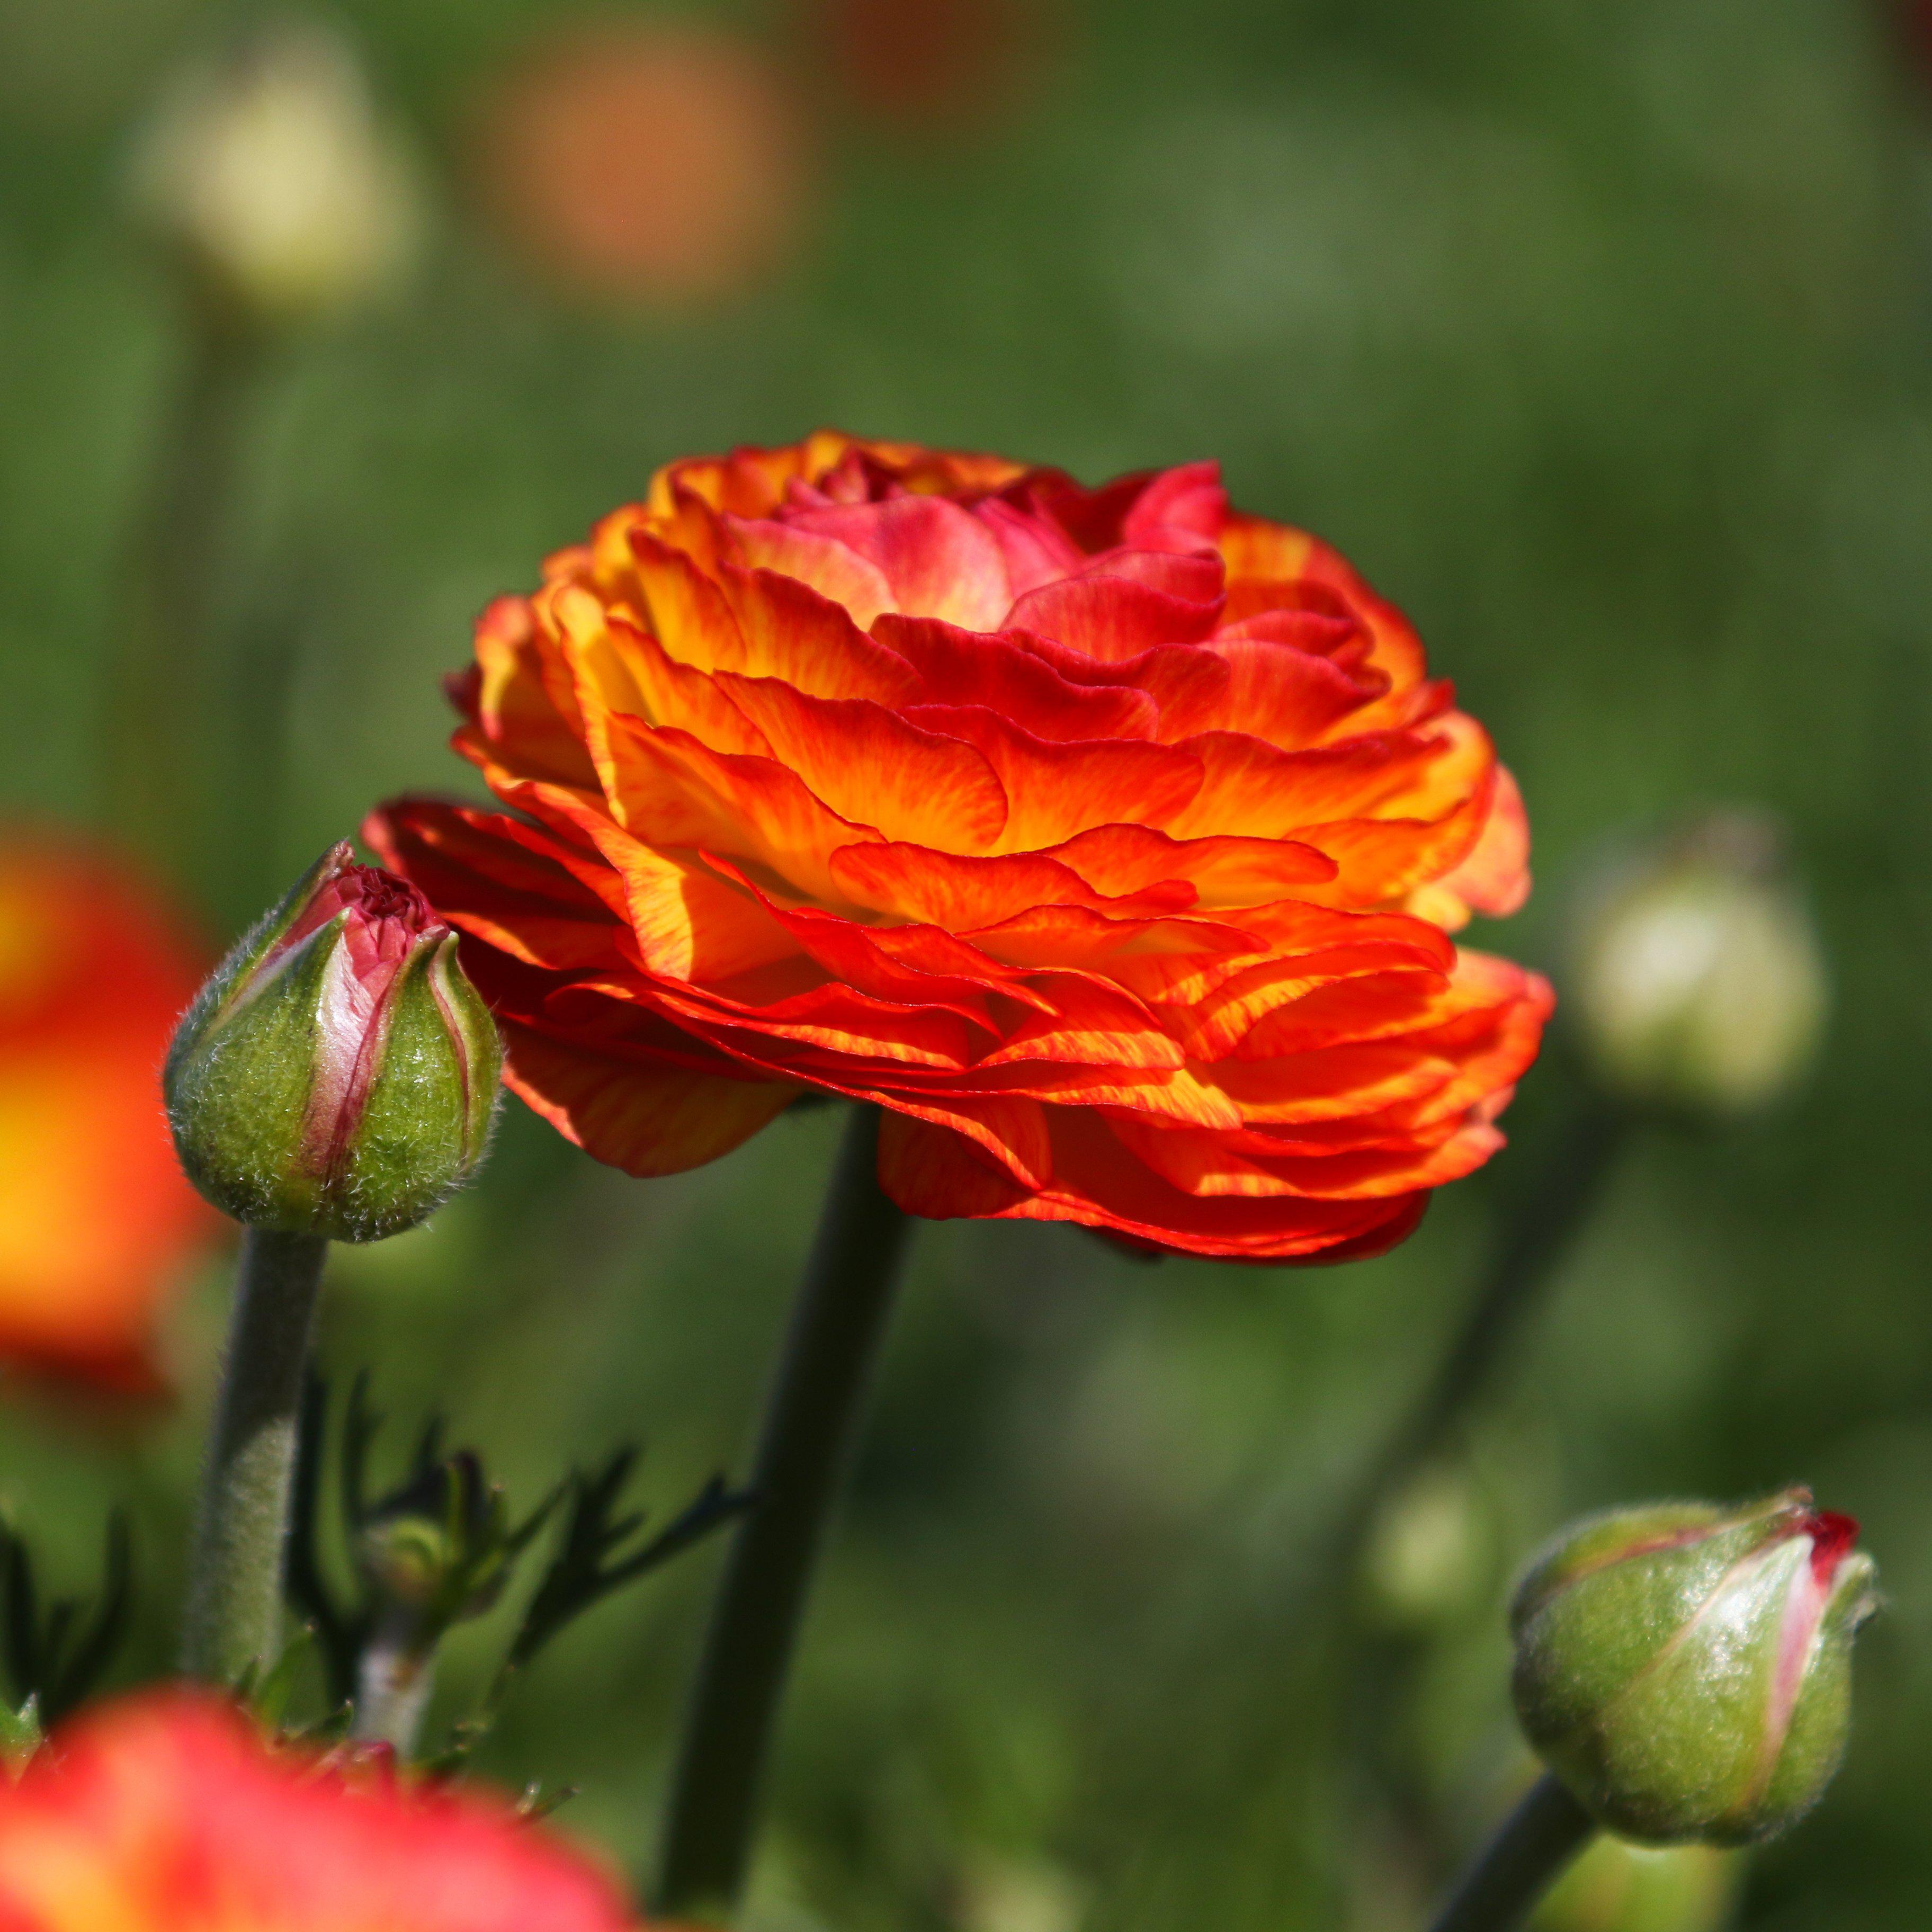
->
[165,845,500,1242]
[1511,1489,1877,1846]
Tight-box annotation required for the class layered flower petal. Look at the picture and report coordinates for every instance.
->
[369,435,1548,1260]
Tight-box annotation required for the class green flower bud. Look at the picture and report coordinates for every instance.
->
[165,845,500,1242]
[1510,1490,1876,1846]
[1568,811,1827,1118]
[356,1452,516,1638]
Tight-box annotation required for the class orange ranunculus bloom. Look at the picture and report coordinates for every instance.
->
[0,1691,640,1931]
[0,836,214,1388]
[368,434,1552,1261]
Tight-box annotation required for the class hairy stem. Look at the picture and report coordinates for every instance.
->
[1426,1773,1596,1932]
[182,1228,328,1683]
[654,1105,912,1920]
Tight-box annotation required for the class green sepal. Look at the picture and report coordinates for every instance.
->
[0,1695,41,1776]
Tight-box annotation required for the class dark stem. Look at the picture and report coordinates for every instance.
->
[1323,1096,1627,1586]
[1425,1772,1596,1932]
[181,1227,328,1684]
[100,309,260,892]
[653,1104,912,1920]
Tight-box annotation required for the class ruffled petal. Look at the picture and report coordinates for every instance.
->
[500,1022,802,1177]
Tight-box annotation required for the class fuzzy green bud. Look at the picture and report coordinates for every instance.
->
[165,844,500,1242]
[1568,812,1827,1118]
[1510,1490,1876,1846]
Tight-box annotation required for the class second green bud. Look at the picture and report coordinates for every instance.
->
[1511,1490,1876,1847]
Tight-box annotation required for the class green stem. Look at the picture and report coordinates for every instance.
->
[1325,1097,1626,1586]
[353,1613,436,1756]
[654,1104,912,1920]
[1426,1773,1596,1932]
[101,308,260,891]
[182,1227,328,1683]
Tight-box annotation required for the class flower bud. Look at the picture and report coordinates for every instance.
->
[1568,811,1827,1117]
[1359,1465,1490,1629]
[128,19,420,329]
[356,1452,516,1638]
[165,845,500,1243]
[1510,1489,1876,1846]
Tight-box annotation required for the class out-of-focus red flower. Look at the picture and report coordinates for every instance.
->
[0,1690,641,1930]
[0,836,212,1390]
[808,0,1042,126]
[474,20,811,306]
[368,433,1550,1263]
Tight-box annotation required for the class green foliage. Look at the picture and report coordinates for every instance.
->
[288,1371,744,1751]
[0,1512,131,1727]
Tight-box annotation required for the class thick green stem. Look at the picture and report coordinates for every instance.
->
[182,1227,327,1683]
[1325,1098,1627,1587]
[1426,1773,1596,1932]
[654,1105,911,1920]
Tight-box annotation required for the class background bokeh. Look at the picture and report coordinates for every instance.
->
[3,1,1931,1928]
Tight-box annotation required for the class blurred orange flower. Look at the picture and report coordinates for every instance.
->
[0,1690,640,1930]
[0,836,212,1390]
[475,20,810,306]
[369,433,1550,1262]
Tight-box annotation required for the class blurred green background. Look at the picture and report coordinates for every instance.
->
[3,1,1931,1928]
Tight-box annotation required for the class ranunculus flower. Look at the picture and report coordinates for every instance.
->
[368,433,1550,1260]
[0,835,214,1389]
[0,1691,639,1931]
[473,20,811,307]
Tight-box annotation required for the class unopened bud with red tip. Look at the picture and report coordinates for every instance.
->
[1510,1489,1876,1846]
[1568,812,1827,1118]
[165,845,500,1242]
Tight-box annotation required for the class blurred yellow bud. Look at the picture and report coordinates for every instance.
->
[129,18,420,328]
[955,1855,1087,1932]
[1360,1465,1490,1629]
[1531,1833,1743,1932]
[1568,812,1827,1117]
